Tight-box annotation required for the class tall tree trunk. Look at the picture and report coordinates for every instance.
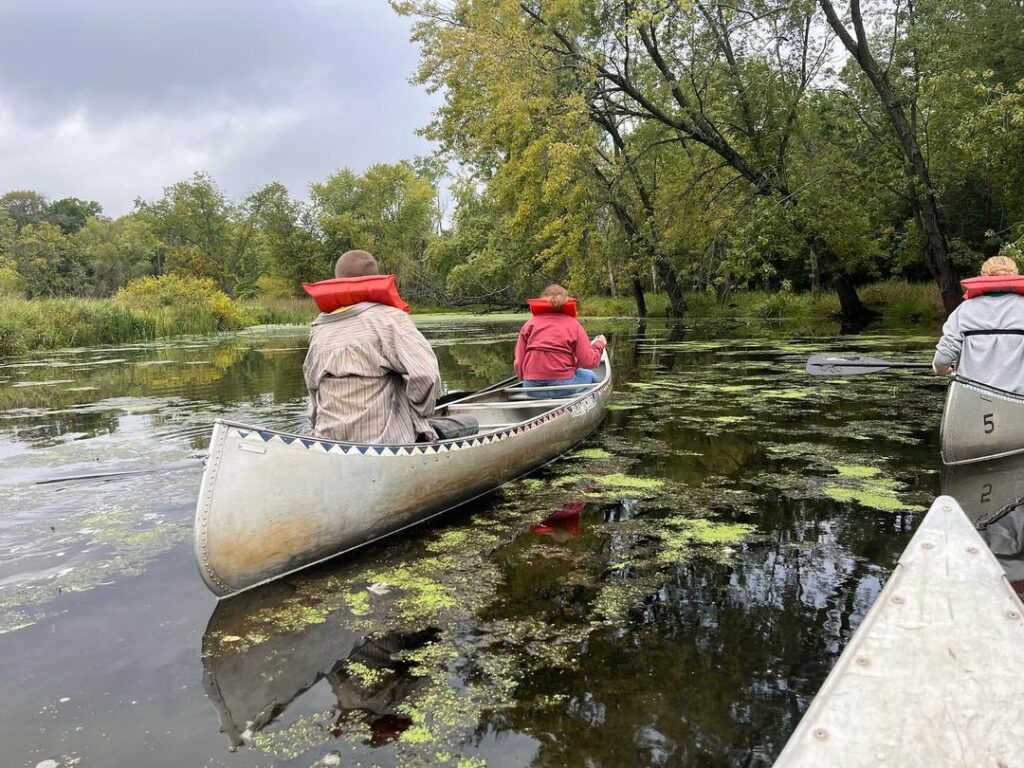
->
[819,0,960,315]
[833,273,876,327]
[655,258,687,318]
[630,274,647,318]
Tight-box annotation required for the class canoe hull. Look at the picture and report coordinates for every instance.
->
[195,369,612,597]
[940,376,1024,465]
[775,496,1024,767]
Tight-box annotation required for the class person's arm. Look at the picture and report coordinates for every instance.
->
[514,323,531,379]
[573,324,606,369]
[302,336,320,430]
[933,308,962,375]
[385,314,441,420]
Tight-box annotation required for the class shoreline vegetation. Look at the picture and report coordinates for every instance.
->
[0,276,944,355]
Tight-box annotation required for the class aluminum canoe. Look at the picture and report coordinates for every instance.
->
[774,496,1024,767]
[194,354,612,597]
[940,375,1024,465]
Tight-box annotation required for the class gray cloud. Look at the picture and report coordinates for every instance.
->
[0,0,438,213]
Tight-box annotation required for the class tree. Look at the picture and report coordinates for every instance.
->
[135,172,246,294]
[75,215,159,295]
[0,211,22,295]
[0,190,48,229]
[249,182,327,290]
[395,0,878,321]
[9,222,88,297]
[311,163,440,297]
[47,197,103,235]
[819,0,958,313]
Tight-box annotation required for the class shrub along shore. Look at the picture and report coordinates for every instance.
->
[0,277,945,356]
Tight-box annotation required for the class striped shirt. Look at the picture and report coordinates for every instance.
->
[303,303,441,444]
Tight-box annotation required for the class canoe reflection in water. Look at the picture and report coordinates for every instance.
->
[531,502,584,539]
[942,453,1024,597]
[201,583,437,752]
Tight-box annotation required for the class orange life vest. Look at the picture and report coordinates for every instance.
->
[302,274,411,314]
[961,275,1024,300]
[527,297,579,318]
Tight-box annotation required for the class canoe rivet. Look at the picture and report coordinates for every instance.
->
[1009,611,1021,621]
[891,595,905,604]
[813,727,828,741]
[967,546,979,554]
[855,655,869,666]
[922,542,934,550]
[942,504,952,512]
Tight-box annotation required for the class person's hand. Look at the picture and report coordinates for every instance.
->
[593,334,607,347]
[932,361,954,376]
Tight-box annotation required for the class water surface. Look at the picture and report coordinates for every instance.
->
[0,318,976,767]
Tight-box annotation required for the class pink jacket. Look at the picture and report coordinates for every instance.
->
[514,313,605,381]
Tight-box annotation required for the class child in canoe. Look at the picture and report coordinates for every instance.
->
[514,285,606,398]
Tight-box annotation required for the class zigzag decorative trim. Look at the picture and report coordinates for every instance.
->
[231,383,607,457]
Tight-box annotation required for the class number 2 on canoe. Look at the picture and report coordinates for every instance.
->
[981,483,993,504]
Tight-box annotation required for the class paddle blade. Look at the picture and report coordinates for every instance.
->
[806,354,911,376]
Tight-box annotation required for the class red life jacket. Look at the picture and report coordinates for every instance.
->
[961,275,1024,300]
[527,297,579,318]
[302,274,411,314]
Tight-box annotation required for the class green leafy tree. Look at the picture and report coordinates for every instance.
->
[311,163,440,296]
[47,197,103,235]
[10,222,88,297]
[135,172,238,293]
[249,182,327,291]
[75,215,159,295]
[0,190,48,229]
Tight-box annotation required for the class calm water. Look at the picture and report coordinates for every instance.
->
[0,318,1002,767]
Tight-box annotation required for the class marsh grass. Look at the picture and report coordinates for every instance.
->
[0,298,155,355]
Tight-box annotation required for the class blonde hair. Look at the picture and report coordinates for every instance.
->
[541,283,569,309]
[981,255,1019,277]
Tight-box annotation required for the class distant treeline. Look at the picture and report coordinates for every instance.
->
[0,162,452,306]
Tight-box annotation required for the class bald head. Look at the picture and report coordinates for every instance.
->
[335,250,379,278]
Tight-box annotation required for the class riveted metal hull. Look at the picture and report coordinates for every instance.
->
[775,496,1024,767]
[194,357,612,597]
[940,376,1024,465]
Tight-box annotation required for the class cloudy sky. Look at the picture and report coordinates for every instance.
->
[0,0,439,215]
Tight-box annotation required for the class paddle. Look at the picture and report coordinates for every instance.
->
[436,390,471,406]
[806,354,934,376]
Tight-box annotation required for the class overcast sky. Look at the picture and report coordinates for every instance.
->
[0,0,439,215]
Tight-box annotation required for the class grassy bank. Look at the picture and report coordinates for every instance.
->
[0,279,945,356]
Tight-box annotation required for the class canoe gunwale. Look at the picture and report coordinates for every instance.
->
[194,354,613,598]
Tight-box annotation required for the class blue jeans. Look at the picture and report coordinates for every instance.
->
[523,368,598,398]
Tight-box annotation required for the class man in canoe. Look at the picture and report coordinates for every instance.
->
[933,255,1024,394]
[303,250,474,444]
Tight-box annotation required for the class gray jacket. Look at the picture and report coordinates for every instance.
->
[934,293,1024,394]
